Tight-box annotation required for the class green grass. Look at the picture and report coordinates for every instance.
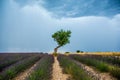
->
[58,55,92,80]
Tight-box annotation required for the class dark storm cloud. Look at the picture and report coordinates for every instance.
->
[13,0,120,17]
[42,0,120,17]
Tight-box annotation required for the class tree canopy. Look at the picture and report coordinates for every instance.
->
[52,29,71,53]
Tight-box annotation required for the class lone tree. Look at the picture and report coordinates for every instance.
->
[52,29,71,53]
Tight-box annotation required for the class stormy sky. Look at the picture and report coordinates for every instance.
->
[0,0,120,52]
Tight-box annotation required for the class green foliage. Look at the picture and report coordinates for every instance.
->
[76,50,80,53]
[58,55,92,80]
[6,69,16,79]
[64,52,70,56]
[76,50,83,53]
[52,29,71,46]
[65,52,70,54]
[52,52,58,56]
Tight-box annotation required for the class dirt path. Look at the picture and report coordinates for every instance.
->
[12,60,40,80]
[52,57,70,80]
[73,60,117,80]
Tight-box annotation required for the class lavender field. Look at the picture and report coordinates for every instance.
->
[0,52,120,80]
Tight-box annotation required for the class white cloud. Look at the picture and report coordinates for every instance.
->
[21,5,51,17]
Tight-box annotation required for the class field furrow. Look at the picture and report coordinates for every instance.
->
[58,54,92,80]
[72,59,117,80]
[70,54,120,80]
[52,57,70,80]
[0,56,41,80]
[12,59,41,80]
[27,55,54,80]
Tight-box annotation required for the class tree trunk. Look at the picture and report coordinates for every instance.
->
[54,46,61,53]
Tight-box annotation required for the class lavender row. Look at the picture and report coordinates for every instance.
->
[0,55,42,80]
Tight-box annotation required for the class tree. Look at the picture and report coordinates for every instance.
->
[76,50,84,53]
[52,29,71,53]
[76,50,80,53]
